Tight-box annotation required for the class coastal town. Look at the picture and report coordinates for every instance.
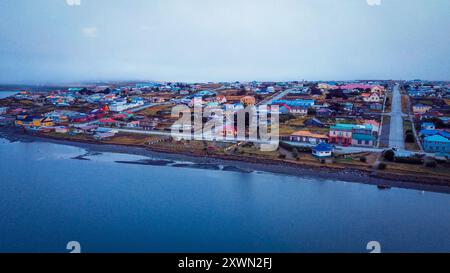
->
[1,80,450,185]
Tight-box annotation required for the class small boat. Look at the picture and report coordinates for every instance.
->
[377,185,392,190]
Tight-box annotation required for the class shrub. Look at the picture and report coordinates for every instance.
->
[278,154,286,159]
[378,162,387,170]
[405,133,415,143]
[383,149,395,162]
[394,157,423,164]
[360,156,367,163]
[424,159,437,168]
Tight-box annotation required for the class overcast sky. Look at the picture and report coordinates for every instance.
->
[0,0,449,84]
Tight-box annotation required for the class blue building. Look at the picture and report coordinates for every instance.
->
[272,99,315,108]
[312,143,333,158]
[423,135,450,153]
[421,122,436,130]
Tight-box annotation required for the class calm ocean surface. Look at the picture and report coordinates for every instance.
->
[0,91,18,99]
[0,138,449,253]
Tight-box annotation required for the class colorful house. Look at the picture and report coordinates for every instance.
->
[290,106,308,115]
[329,123,373,146]
[364,120,380,134]
[329,124,354,146]
[351,133,376,147]
[423,135,450,153]
[362,92,381,103]
[272,99,315,108]
[34,117,54,127]
[289,131,328,145]
[240,96,256,106]
[421,122,436,130]
[312,143,333,158]
[15,115,54,128]
[219,125,237,138]
[413,104,432,115]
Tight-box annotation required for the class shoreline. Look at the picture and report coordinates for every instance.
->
[1,126,450,194]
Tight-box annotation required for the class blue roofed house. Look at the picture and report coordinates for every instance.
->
[272,99,315,108]
[423,135,450,153]
[312,143,333,158]
[421,122,436,130]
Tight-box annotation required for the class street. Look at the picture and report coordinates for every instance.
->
[388,84,406,149]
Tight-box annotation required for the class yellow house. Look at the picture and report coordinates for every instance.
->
[32,117,54,127]
[15,115,30,126]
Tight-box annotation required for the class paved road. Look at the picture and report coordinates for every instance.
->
[388,84,405,149]
[257,89,292,106]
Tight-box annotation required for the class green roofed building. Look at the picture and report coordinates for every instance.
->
[351,133,376,147]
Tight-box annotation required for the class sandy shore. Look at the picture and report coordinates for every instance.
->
[1,126,449,194]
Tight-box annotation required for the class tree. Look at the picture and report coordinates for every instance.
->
[383,149,395,161]
[424,159,437,168]
[378,162,387,170]
[405,133,415,143]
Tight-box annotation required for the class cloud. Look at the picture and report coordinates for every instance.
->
[66,0,81,6]
[367,0,382,6]
[82,27,98,38]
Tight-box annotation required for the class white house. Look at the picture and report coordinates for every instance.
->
[290,106,308,116]
[0,107,8,115]
[362,92,381,103]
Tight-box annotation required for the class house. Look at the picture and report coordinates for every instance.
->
[32,117,54,127]
[312,143,333,158]
[329,123,373,146]
[421,122,436,130]
[279,105,291,115]
[194,90,216,98]
[364,120,380,134]
[99,118,119,127]
[351,133,376,147]
[0,107,8,115]
[421,110,444,120]
[329,124,354,146]
[109,100,128,112]
[341,102,353,112]
[316,108,335,118]
[240,96,256,106]
[219,125,237,138]
[15,115,32,127]
[149,97,166,103]
[362,92,381,103]
[289,131,328,145]
[423,134,450,153]
[94,132,116,140]
[126,121,140,128]
[54,126,70,134]
[0,116,14,126]
[273,99,315,108]
[290,106,308,115]
[369,103,383,111]
[413,104,432,115]
[73,125,98,134]
[215,95,227,104]
[304,118,325,127]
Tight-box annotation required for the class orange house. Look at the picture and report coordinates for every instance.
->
[240,96,256,106]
